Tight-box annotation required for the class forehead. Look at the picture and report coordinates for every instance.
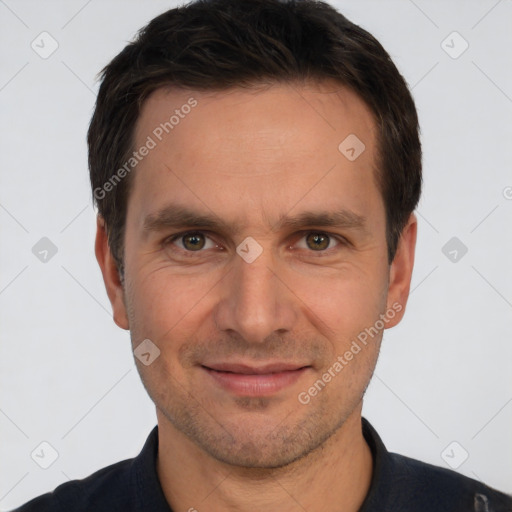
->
[135,80,376,163]
[128,80,382,234]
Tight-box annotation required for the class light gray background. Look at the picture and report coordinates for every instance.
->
[1,0,511,509]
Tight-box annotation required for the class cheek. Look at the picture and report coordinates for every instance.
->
[127,269,209,342]
[299,267,388,337]
[303,279,385,401]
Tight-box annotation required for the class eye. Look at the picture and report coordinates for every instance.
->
[163,230,346,257]
[165,231,219,253]
[295,231,343,253]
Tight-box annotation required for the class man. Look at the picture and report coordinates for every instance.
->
[12,0,512,510]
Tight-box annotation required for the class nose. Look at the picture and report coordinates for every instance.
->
[213,245,297,344]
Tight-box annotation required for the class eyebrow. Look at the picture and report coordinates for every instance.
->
[142,204,368,239]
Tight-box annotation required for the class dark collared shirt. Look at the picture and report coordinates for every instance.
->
[11,417,512,511]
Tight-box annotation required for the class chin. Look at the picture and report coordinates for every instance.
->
[173,401,347,470]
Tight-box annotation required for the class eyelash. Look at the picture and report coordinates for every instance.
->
[162,230,348,258]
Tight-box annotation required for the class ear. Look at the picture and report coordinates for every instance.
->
[94,215,130,330]
[384,212,417,328]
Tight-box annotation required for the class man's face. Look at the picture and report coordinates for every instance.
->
[101,81,414,468]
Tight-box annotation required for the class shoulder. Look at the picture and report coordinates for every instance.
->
[9,426,166,512]
[360,418,512,512]
[384,451,512,511]
[9,458,137,512]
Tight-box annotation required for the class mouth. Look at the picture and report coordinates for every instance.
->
[201,362,311,397]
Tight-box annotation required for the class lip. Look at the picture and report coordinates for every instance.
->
[204,362,308,374]
[202,362,310,397]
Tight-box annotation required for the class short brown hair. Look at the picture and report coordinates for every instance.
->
[88,0,422,279]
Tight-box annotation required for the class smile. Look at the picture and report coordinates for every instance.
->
[201,363,310,397]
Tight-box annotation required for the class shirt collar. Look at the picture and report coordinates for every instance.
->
[132,416,388,511]
[359,416,394,511]
[132,425,172,511]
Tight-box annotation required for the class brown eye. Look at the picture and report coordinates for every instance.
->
[181,232,206,251]
[305,232,331,251]
[163,230,223,260]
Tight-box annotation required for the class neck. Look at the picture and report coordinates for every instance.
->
[156,403,373,512]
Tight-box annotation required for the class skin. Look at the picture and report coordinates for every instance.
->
[96,80,417,512]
